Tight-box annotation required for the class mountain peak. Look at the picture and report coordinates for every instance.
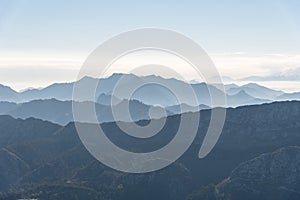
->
[235,89,251,97]
[243,82,260,87]
[0,84,17,92]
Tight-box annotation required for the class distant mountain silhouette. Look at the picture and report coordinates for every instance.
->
[227,90,271,107]
[166,103,210,114]
[0,102,16,114]
[0,84,20,102]
[97,93,122,105]
[276,92,300,101]
[1,73,298,107]
[0,98,175,125]
[226,83,284,100]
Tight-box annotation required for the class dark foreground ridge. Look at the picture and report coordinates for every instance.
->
[0,101,299,200]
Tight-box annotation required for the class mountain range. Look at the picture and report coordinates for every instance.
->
[215,146,300,200]
[0,101,299,199]
[1,73,299,108]
[1,73,300,200]
[1,73,292,125]
[187,146,300,200]
[0,98,210,125]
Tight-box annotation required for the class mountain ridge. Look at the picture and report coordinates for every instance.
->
[0,101,300,199]
[1,73,297,107]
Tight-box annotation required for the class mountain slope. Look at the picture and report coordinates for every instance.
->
[0,99,169,125]
[166,104,210,114]
[227,90,271,107]
[216,146,300,200]
[0,101,299,199]
[0,73,289,107]
[0,115,60,148]
[276,92,300,101]
[0,84,20,102]
[226,83,284,100]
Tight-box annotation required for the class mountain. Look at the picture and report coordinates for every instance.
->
[0,115,61,191]
[0,115,60,148]
[0,102,16,114]
[226,83,284,100]
[227,90,271,107]
[6,99,75,125]
[190,83,226,106]
[1,73,292,107]
[93,74,225,107]
[0,101,299,199]
[215,146,300,200]
[20,81,74,102]
[276,92,300,101]
[0,84,20,102]
[0,98,171,125]
[17,74,127,103]
[166,104,210,114]
[224,83,239,90]
[187,146,300,200]
[97,93,122,105]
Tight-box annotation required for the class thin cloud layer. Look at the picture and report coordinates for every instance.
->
[1,52,300,92]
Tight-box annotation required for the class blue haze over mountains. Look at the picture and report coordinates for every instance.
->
[1,73,298,104]
[0,74,300,199]
[0,73,299,125]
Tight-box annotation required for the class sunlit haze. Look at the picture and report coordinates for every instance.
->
[1,0,300,92]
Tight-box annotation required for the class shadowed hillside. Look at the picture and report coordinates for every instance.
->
[0,101,299,199]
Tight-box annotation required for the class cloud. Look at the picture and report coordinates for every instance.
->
[210,53,300,80]
[1,51,300,91]
[240,67,300,81]
[0,56,81,91]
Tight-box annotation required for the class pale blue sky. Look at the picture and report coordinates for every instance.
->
[1,0,300,53]
[0,0,300,91]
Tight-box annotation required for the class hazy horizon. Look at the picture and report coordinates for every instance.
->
[2,72,300,94]
[1,0,300,92]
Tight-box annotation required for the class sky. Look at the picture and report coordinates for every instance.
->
[0,0,300,92]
